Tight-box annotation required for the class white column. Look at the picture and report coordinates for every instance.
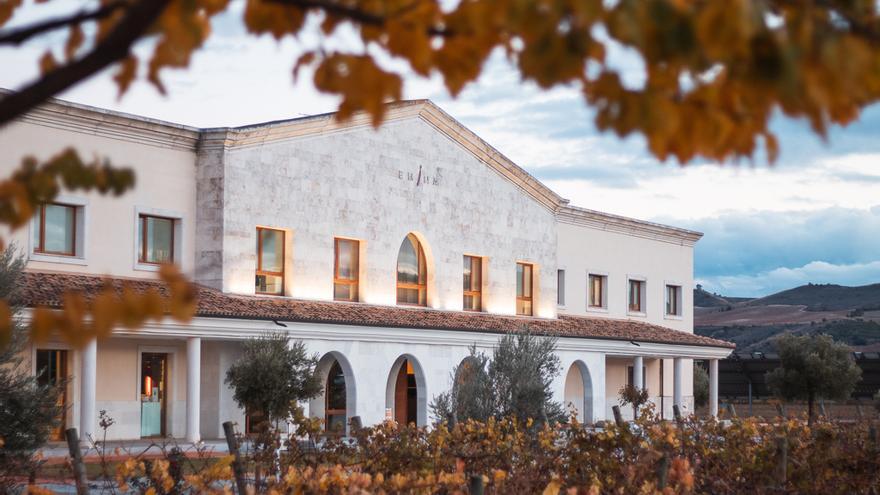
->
[709,359,719,418]
[186,337,201,443]
[673,357,683,409]
[632,356,644,391]
[80,338,97,444]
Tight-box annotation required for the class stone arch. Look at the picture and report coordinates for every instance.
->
[309,351,357,435]
[384,354,428,427]
[563,360,595,424]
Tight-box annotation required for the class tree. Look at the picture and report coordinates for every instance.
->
[5,0,880,164]
[432,333,564,425]
[225,332,323,427]
[617,384,650,419]
[766,333,862,425]
[693,362,709,409]
[0,246,64,492]
[4,1,880,346]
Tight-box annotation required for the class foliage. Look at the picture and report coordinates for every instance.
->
[225,332,323,425]
[432,333,564,426]
[0,246,63,492]
[5,1,880,164]
[618,383,650,417]
[108,409,880,494]
[766,333,862,424]
[693,362,709,408]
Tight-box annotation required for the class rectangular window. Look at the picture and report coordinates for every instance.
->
[334,238,359,302]
[628,279,644,313]
[557,269,565,306]
[666,284,682,316]
[588,274,606,309]
[33,203,76,256]
[138,215,175,264]
[516,262,534,316]
[463,255,482,311]
[255,227,284,295]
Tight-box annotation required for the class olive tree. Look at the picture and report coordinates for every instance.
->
[432,333,564,426]
[0,246,63,492]
[766,333,861,425]
[225,332,323,428]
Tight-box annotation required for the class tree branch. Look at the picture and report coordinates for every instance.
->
[266,0,449,35]
[0,0,171,128]
[0,0,128,46]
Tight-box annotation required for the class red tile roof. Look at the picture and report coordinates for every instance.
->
[16,271,734,349]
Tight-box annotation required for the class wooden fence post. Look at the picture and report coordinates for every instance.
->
[673,404,683,425]
[855,403,864,421]
[223,421,249,495]
[349,415,363,433]
[819,401,827,419]
[469,474,484,495]
[774,436,788,488]
[656,453,670,489]
[65,428,88,495]
[612,405,624,427]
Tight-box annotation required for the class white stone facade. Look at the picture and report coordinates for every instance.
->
[0,95,731,441]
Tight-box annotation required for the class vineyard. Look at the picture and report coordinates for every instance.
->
[65,407,880,495]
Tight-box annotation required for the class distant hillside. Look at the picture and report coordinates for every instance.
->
[694,286,731,308]
[695,281,880,352]
[745,283,880,311]
[697,319,880,353]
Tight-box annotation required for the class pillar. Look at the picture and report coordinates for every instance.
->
[673,357,683,409]
[709,359,719,418]
[632,356,644,391]
[186,337,201,443]
[80,338,97,444]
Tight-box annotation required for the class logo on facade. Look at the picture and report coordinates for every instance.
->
[398,165,440,187]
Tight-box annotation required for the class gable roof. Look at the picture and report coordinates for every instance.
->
[16,271,734,349]
[199,100,569,212]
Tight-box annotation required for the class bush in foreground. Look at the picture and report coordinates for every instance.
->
[109,408,880,495]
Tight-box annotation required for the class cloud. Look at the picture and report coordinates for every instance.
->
[668,206,880,296]
[697,260,880,297]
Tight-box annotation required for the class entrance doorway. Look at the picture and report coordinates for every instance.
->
[35,349,68,440]
[394,359,418,425]
[140,353,168,437]
[325,360,347,434]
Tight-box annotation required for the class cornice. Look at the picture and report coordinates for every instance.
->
[557,205,703,246]
[2,89,201,152]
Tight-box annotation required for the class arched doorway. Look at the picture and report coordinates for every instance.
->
[396,234,427,306]
[563,360,594,424]
[310,352,356,435]
[385,355,427,426]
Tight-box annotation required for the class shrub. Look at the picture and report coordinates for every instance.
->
[431,333,564,426]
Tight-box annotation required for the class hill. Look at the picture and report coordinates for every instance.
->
[694,282,880,352]
[744,282,880,311]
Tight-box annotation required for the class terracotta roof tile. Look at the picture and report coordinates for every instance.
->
[16,271,735,349]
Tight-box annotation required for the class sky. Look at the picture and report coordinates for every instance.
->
[2,1,879,297]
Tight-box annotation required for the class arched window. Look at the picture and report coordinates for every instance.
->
[325,361,347,434]
[397,234,427,306]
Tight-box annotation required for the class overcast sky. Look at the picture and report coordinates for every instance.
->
[3,1,879,297]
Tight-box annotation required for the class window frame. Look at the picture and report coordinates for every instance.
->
[137,214,176,265]
[516,262,534,316]
[588,273,608,310]
[333,237,360,302]
[396,234,427,307]
[463,255,483,312]
[255,227,285,296]
[33,203,77,257]
[627,278,646,314]
[665,283,683,318]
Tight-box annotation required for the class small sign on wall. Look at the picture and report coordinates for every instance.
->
[398,165,441,187]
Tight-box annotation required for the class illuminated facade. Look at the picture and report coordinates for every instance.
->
[1,94,733,442]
